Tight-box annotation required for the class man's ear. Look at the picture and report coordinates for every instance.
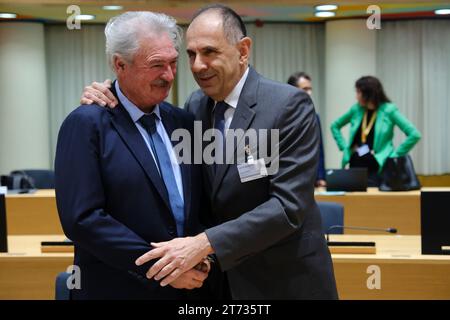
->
[238,37,252,65]
[113,55,127,74]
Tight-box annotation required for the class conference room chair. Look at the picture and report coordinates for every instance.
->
[317,201,344,235]
[55,271,71,300]
[10,169,55,189]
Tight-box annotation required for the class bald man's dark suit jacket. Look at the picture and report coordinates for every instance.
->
[185,67,338,299]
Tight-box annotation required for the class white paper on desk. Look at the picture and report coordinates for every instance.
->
[316,191,346,196]
[0,186,7,195]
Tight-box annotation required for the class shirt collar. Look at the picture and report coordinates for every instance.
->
[217,67,249,109]
[115,81,161,123]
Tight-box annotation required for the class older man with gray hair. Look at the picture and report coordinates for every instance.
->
[55,11,210,300]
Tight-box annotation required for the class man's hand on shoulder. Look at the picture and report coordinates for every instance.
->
[80,79,118,108]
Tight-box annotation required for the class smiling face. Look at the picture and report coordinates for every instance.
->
[115,32,178,112]
[186,11,251,101]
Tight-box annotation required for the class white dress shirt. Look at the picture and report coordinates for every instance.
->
[213,67,250,132]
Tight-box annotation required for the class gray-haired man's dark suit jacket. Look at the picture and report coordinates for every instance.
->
[185,67,338,299]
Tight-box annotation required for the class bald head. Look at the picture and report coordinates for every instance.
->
[185,5,252,101]
[190,4,246,45]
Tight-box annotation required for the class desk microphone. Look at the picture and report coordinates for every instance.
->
[326,225,397,242]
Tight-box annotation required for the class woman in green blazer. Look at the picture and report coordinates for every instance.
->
[331,76,421,186]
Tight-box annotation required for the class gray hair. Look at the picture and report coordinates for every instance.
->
[105,11,182,71]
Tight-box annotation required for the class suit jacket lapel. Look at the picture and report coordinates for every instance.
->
[196,96,215,188]
[159,103,192,222]
[211,67,258,199]
[108,84,171,212]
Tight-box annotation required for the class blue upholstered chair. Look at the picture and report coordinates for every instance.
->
[55,272,71,300]
[317,201,344,235]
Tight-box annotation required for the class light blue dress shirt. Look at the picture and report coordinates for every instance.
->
[115,82,184,202]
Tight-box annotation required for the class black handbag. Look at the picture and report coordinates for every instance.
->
[379,155,421,191]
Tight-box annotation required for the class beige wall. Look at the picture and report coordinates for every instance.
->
[0,22,50,175]
[324,19,376,169]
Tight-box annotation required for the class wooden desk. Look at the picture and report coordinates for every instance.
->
[6,187,446,236]
[315,187,421,234]
[0,235,71,299]
[5,190,63,235]
[1,235,450,300]
[330,234,450,300]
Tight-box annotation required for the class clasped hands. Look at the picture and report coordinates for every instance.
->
[136,232,214,290]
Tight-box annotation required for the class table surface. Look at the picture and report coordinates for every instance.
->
[5,187,449,236]
[328,234,450,261]
[3,234,448,260]
[8,187,447,198]
[0,234,70,257]
[315,187,418,196]
[315,187,427,234]
[5,189,63,235]
[1,234,450,300]
[5,189,56,198]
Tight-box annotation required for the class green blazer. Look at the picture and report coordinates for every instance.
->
[330,102,421,173]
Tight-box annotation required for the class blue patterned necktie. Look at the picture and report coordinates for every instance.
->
[139,113,184,236]
[213,101,229,173]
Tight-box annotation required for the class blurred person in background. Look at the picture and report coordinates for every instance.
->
[287,72,326,187]
[330,76,421,187]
